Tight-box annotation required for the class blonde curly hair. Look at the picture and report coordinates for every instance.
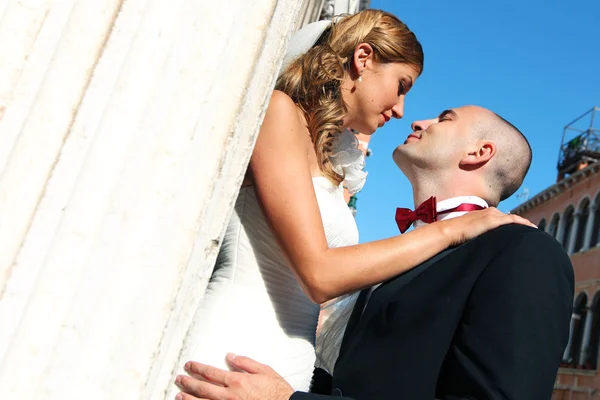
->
[276,9,423,185]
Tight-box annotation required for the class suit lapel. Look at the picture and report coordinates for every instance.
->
[338,247,458,360]
[339,289,369,351]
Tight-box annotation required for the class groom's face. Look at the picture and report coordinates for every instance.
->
[393,106,482,171]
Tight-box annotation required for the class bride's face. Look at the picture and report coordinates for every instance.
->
[342,47,419,135]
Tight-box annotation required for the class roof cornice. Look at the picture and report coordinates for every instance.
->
[511,163,600,214]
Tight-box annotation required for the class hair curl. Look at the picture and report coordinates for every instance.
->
[276,9,424,185]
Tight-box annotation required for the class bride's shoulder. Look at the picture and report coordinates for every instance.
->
[261,91,308,144]
[267,91,304,124]
[270,89,294,104]
[268,90,295,112]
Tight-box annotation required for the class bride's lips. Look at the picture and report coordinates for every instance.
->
[378,113,391,128]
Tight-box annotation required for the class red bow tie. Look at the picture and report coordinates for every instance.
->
[395,196,438,234]
[395,197,486,233]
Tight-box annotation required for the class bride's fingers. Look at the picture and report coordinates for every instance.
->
[510,214,536,228]
[479,207,535,228]
[494,212,535,228]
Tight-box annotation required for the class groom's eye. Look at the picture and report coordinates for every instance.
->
[438,111,454,122]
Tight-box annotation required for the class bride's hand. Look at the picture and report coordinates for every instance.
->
[440,207,536,246]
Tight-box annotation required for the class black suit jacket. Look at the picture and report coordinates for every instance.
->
[292,224,574,400]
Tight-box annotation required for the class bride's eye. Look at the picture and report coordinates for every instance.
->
[398,81,407,96]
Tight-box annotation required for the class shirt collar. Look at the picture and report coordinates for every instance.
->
[413,195,489,229]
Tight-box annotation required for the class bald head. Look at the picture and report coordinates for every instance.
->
[475,111,532,205]
[395,105,532,208]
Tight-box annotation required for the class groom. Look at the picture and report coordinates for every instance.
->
[175,106,574,400]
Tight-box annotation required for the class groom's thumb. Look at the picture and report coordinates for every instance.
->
[226,353,277,376]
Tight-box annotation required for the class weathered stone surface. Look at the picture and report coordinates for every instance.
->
[0,0,302,398]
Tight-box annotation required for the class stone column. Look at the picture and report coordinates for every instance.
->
[578,307,594,367]
[567,212,581,254]
[583,204,597,251]
[0,0,303,398]
[296,0,325,29]
[556,213,566,245]
[563,312,579,363]
[334,0,361,14]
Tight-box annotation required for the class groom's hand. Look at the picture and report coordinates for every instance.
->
[175,353,294,400]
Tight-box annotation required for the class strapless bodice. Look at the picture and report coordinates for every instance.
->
[188,177,358,390]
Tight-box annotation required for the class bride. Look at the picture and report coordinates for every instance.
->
[186,9,531,392]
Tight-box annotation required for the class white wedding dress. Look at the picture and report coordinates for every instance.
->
[189,131,366,391]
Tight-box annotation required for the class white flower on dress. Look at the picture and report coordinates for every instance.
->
[329,129,368,195]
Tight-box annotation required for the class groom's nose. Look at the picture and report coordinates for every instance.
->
[411,118,435,132]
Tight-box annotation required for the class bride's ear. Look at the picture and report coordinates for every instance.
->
[352,43,374,78]
[460,141,496,169]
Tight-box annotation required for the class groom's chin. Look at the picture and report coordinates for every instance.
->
[393,146,422,173]
[392,147,409,168]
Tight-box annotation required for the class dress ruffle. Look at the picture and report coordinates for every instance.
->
[329,129,368,195]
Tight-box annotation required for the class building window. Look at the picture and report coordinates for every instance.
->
[592,194,600,246]
[581,292,600,370]
[548,213,560,239]
[538,218,547,232]
[562,293,588,367]
[574,199,590,252]
[561,206,575,250]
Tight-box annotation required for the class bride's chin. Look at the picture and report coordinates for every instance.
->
[347,119,376,135]
[352,123,375,135]
[365,125,378,135]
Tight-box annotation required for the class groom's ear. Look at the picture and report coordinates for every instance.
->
[459,141,496,169]
[352,43,374,75]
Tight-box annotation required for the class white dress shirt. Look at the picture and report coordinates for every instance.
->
[366,196,489,303]
[413,195,489,229]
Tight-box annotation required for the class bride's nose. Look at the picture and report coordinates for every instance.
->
[391,96,405,119]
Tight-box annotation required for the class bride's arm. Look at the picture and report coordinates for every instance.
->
[252,91,531,304]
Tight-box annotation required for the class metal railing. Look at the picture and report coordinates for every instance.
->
[558,106,600,177]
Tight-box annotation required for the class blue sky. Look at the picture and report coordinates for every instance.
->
[355,0,600,243]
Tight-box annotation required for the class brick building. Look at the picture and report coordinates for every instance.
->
[512,107,600,399]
